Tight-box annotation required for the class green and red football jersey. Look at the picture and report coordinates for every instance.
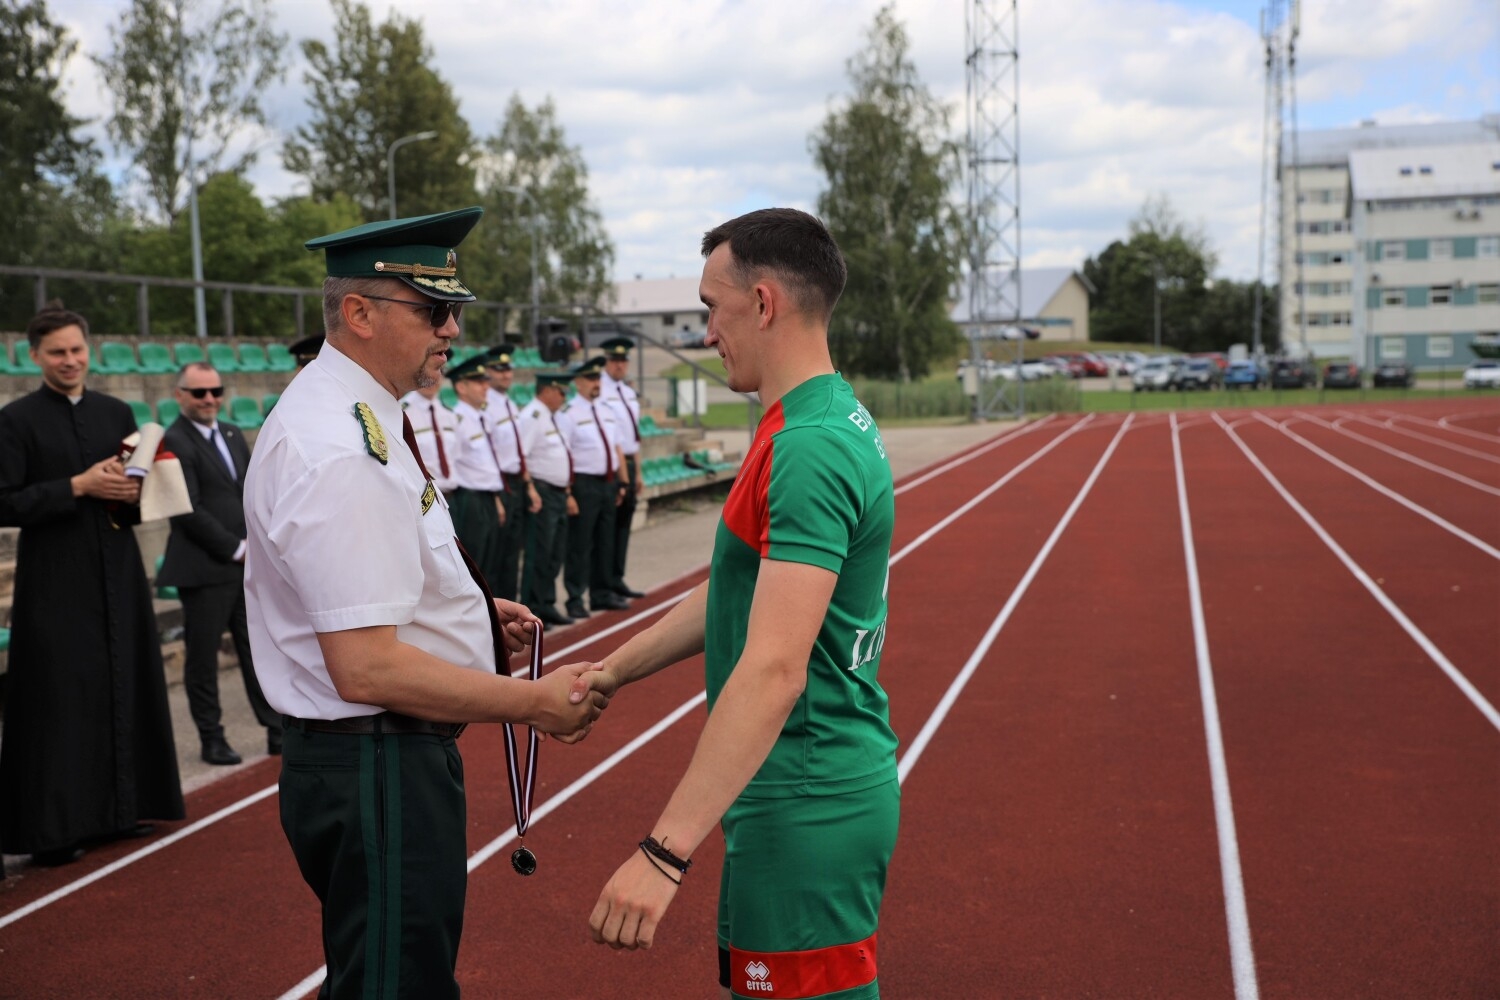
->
[706,373,898,798]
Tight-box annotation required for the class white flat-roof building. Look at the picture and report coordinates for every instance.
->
[1280,115,1500,359]
[950,268,1095,342]
[1348,142,1500,370]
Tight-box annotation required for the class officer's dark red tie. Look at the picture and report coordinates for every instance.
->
[429,402,451,478]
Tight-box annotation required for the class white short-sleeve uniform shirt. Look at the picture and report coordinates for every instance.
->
[244,343,495,720]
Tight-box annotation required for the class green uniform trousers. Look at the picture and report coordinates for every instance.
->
[495,480,528,602]
[610,454,638,591]
[279,725,467,1000]
[522,481,569,613]
[449,487,504,597]
[564,472,617,607]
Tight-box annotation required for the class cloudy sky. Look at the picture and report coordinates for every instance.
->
[47,0,1500,285]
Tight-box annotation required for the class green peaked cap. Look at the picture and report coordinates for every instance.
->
[305,206,483,302]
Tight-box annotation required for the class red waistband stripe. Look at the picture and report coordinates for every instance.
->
[729,933,877,998]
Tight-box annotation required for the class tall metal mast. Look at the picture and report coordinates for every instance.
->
[1252,0,1285,360]
[965,0,1021,419]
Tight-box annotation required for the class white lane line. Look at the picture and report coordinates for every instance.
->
[0,784,280,932]
[1254,412,1500,561]
[890,414,1098,567]
[1310,415,1500,496]
[895,414,1056,495]
[1436,412,1500,441]
[897,414,1133,783]
[279,411,1091,998]
[1340,412,1500,465]
[1215,413,1500,733]
[1172,413,1260,1000]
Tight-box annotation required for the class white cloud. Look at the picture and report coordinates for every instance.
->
[41,0,1500,287]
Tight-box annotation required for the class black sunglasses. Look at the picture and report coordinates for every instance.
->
[361,293,463,328]
[182,386,225,399]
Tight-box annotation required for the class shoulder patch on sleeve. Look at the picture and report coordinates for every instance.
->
[354,402,389,465]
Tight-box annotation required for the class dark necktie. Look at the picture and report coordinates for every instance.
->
[477,412,507,489]
[616,385,640,443]
[550,412,574,486]
[429,402,451,478]
[589,401,613,476]
[211,427,236,480]
[401,413,505,663]
[504,397,528,477]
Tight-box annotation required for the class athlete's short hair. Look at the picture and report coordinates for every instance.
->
[701,208,847,324]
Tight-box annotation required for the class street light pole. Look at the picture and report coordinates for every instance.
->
[386,131,438,219]
[1152,261,1164,350]
[498,185,541,345]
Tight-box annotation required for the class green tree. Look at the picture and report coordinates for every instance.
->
[468,95,615,316]
[1084,195,1218,350]
[811,5,964,381]
[283,0,477,223]
[95,0,287,223]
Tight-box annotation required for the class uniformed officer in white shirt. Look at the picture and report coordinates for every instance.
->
[482,348,541,601]
[597,337,647,600]
[560,356,630,619]
[243,206,609,999]
[400,381,460,495]
[517,371,577,626]
[447,355,509,595]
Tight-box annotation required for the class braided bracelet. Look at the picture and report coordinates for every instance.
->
[639,844,682,885]
[640,836,692,876]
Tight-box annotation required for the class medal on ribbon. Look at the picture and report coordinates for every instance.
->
[507,621,542,876]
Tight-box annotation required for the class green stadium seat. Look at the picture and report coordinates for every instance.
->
[238,344,270,372]
[0,342,21,375]
[137,342,176,374]
[266,343,296,372]
[0,626,9,652]
[156,398,180,425]
[207,342,240,373]
[154,555,178,601]
[439,386,459,409]
[262,393,280,415]
[97,341,142,374]
[228,396,262,429]
[128,399,154,426]
[173,343,206,367]
[511,385,534,406]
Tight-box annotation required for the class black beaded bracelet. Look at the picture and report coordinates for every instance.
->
[640,836,692,875]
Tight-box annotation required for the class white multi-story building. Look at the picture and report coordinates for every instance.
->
[1349,142,1500,370]
[1279,115,1499,359]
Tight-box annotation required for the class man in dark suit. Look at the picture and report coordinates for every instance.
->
[157,362,281,764]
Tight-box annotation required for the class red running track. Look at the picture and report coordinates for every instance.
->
[0,399,1494,999]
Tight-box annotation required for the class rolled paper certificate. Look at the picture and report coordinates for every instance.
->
[139,453,193,521]
[122,423,167,479]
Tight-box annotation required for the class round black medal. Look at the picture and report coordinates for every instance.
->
[511,846,537,876]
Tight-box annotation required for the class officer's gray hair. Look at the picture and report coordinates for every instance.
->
[322,276,398,337]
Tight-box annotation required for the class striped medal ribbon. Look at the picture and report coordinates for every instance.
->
[507,621,542,876]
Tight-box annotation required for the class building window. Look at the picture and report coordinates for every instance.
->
[1332,312,1351,326]
[1382,242,1406,261]
[1329,252,1349,265]
[1431,285,1453,306]
[661,314,675,326]
[1430,238,1453,260]
[1382,289,1405,307]
[1479,236,1500,258]
[1380,337,1406,360]
[1428,336,1453,359]
[1478,284,1500,305]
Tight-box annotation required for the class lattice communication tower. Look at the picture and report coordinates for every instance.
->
[965,0,1022,419]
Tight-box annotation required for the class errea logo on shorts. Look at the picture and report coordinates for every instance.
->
[743,960,774,992]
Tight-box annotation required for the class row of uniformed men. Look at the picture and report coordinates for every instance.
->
[399,337,646,626]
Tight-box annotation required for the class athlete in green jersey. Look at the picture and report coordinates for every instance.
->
[582,208,899,999]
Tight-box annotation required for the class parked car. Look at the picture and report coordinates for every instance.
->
[1045,351,1108,377]
[1224,360,1264,389]
[667,325,707,348]
[1191,351,1229,371]
[1270,359,1316,389]
[580,317,641,349]
[1176,357,1223,391]
[1463,359,1500,389]
[1322,362,1362,389]
[1132,355,1179,392]
[1372,362,1415,388]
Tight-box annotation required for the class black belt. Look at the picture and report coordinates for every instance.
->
[282,712,466,738]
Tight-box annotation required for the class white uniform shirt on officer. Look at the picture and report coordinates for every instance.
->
[518,398,573,489]
[400,390,461,494]
[449,399,507,492]
[244,343,494,720]
[599,371,641,458]
[562,393,621,477]
[484,387,527,477]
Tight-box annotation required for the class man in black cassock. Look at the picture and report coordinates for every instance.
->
[0,304,184,868]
